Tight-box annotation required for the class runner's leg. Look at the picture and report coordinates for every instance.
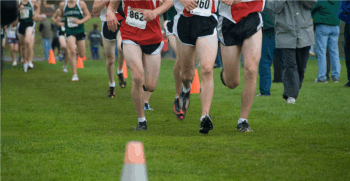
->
[66,36,78,76]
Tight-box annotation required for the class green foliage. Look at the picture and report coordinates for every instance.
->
[1,60,350,180]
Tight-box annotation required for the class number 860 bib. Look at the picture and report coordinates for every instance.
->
[126,6,147,30]
[190,0,212,17]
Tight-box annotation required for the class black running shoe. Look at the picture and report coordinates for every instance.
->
[179,86,191,115]
[344,82,350,87]
[173,98,184,120]
[220,69,227,86]
[237,121,253,133]
[108,87,115,98]
[134,121,147,130]
[199,115,213,134]
[117,73,127,88]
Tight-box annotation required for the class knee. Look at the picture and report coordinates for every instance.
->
[226,80,240,89]
[104,50,114,60]
[132,73,144,86]
[200,64,213,77]
[24,38,31,46]
[61,45,67,50]
[143,84,156,92]
[182,70,194,82]
[106,59,115,66]
[244,65,258,78]
[68,49,76,57]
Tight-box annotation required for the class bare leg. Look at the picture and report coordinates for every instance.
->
[168,34,182,97]
[66,36,78,76]
[196,35,217,116]
[144,91,152,104]
[102,38,116,84]
[176,38,196,89]
[240,29,262,119]
[76,39,86,58]
[117,31,124,72]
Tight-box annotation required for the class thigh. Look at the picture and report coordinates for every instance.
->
[281,49,297,68]
[221,44,241,77]
[76,39,86,56]
[117,31,122,51]
[24,27,34,41]
[242,28,262,69]
[142,53,161,85]
[196,35,217,68]
[176,37,196,71]
[102,38,116,55]
[123,43,143,75]
[59,36,67,47]
[296,47,310,68]
[9,43,15,51]
[66,36,77,51]
[167,34,177,54]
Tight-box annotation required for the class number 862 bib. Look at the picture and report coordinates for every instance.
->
[190,0,213,17]
[126,6,147,30]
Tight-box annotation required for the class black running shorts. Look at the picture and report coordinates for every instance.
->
[101,20,123,41]
[121,40,164,55]
[66,32,86,41]
[173,14,218,46]
[18,22,35,35]
[164,20,174,36]
[218,12,263,46]
[58,26,66,36]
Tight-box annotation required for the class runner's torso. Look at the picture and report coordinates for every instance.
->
[18,0,34,23]
[218,0,265,23]
[173,0,218,17]
[63,0,85,35]
[120,0,162,45]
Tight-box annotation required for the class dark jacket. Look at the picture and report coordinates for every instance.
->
[88,29,101,47]
[268,0,317,49]
[39,19,52,39]
[338,0,350,24]
[311,0,341,26]
[261,3,275,31]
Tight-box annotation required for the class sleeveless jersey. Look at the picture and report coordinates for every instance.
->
[219,0,265,23]
[100,2,125,22]
[167,6,176,21]
[7,27,17,39]
[119,0,162,45]
[63,0,85,35]
[173,0,218,17]
[18,0,34,23]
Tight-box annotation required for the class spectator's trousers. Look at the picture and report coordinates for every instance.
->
[258,29,275,95]
[344,24,350,82]
[91,46,100,60]
[42,38,52,60]
[277,47,310,100]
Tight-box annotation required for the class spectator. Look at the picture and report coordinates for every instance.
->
[339,0,350,87]
[312,0,342,83]
[39,18,53,61]
[88,24,101,60]
[269,0,317,104]
[257,4,275,96]
[51,23,60,56]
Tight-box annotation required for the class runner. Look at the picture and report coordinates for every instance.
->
[107,0,173,130]
[7,22,20,66]
[92,0,127,98]
[52,8,69,73]
[163,6,185,120]
[218,0,264,132]
[57,0,91,81]
[17,0,41,72]
[173,0,218,134]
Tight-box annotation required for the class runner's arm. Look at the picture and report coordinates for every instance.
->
[92,0,108,14]
[76,1,91,24]
[32,0,41,21]
[106,0,121,32]
[143,0,173,21]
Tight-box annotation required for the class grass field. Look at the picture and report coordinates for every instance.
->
[1,59,350,180]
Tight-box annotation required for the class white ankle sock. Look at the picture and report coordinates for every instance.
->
[138,117,146,123]
[238,118,247,124]
[109,82,116,87]
[117,69,123,74]
[182,85,191,93]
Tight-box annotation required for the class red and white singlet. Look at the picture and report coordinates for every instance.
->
[219,0,265,23]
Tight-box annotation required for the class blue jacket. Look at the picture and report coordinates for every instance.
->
[339,0,350,24]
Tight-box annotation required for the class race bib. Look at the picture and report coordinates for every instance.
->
[61,26,65,32]
[190,0,212,16]
[20,9,30,19]
[67,17,78,28]
[126,6,147,30]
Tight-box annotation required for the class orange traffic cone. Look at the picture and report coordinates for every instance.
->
[190,69,200,94]
[82,56,87,61]
[121,141,148,181]
[123,60,128,78]
[48,49,56,64]
[76,56,84,69]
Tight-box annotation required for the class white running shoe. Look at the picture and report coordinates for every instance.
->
[286,97,296,104]
[62,66,68,73]
[28,62,34,69]
[71,75,79,81]
[23,63,28,73]
[12,61,17,66]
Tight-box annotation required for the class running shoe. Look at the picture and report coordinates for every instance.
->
[286,97,296,104]
[108,87,116,98]
[28,62,34,69]
[237,121,253,133]
[344,82,350,87]
[313,78,327,83]
[134,121,147,130]
[23,63,28,73]
[12,61,17,66]
[173,98,184,120]
[117,73,127,88]
[144,103,153,110]
[199,115,213,134]
[71,75,79,81]
[62,66,68,73]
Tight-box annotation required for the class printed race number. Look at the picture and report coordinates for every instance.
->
[67,17,78,28]
[20,9,30,19]
[190,0,212,16]
[126,6,147,29]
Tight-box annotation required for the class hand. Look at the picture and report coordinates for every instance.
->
[106,9,119,32]
[73,18,82,25]
[159,0,166,6]
[180,0,198,12]
[57,22,64,27]
[141,9,157,21]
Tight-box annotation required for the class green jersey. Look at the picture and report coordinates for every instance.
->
[18,0,34,23]
[168,6,177,21]
[63,0,85,35]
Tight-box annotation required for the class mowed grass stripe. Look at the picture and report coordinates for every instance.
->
[1,59,350,180]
